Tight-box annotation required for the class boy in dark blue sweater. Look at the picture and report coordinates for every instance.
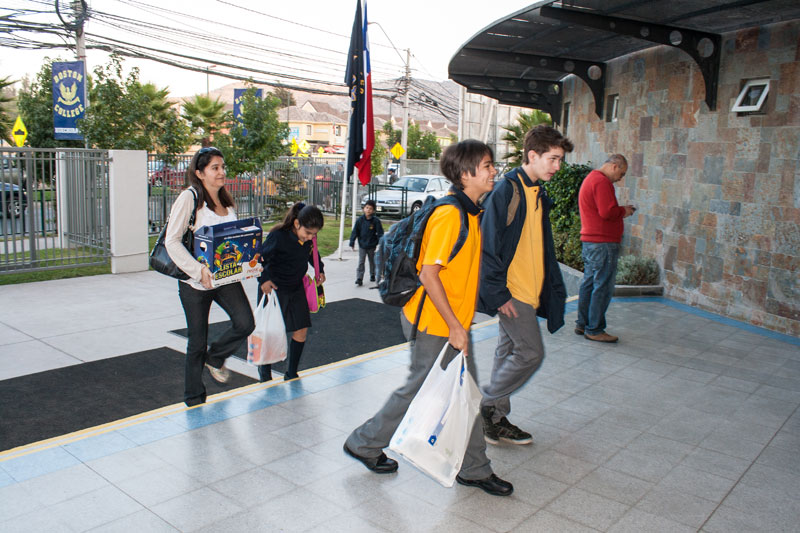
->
[349,200,384,286]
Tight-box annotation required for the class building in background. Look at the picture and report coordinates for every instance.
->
[450,1,800,336]
[458,89,533,163]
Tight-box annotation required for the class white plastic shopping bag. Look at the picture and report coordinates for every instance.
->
[247,292,287,365]
[389,344,481,487]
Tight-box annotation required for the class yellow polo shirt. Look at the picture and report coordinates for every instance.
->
[403,205,481,337]
[507,181,545,308]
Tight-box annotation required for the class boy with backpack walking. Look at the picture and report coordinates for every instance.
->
[477,125,572,445]
[349,199,384,286]
[343,140,514,496]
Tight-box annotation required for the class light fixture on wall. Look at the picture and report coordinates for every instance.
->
[731,78,770,113]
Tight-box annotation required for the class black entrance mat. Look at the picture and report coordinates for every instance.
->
[170,298,407,374]
[0,347,255,452]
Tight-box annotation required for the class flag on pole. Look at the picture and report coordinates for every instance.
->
[345,0,374,186]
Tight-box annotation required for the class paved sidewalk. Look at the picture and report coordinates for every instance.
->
[0,244,381,381]
[1,244,799,532]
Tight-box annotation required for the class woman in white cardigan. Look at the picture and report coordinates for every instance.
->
[165,147,255,406]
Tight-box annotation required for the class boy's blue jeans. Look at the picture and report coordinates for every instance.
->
[576,242,620,335]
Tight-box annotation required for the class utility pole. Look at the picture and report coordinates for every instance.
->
[76,19,86,63]
[56,0,89,147]
[56,1,88,61]
[400,48,411,177]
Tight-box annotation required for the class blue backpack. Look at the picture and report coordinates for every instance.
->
[376,194,468,308]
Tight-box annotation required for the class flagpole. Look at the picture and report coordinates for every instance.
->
[351,169,359,229]
[337,134,351,261]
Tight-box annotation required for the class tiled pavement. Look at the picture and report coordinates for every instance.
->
[1,251,799,532]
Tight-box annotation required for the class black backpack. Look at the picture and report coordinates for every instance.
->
[375,194,468,308]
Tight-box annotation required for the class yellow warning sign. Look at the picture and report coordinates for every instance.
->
[390,142,405,160]
[12,116,27,147]
[299,139,310,153]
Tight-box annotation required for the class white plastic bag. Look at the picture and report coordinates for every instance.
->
[247,292,287,365]
[389,344,481,487]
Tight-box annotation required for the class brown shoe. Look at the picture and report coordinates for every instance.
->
[584,332,618,343]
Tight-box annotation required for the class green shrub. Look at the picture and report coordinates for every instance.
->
[615,255,660,285]
[543,161,592,271]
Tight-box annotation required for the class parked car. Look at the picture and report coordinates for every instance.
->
[1,182,27,218]
[226,173,254,194]
[362,175,450,215]
[148,160,188,188]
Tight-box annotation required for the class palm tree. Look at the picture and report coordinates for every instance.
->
[181,94,228,147]
[141,83,172,119]
[0,76,16,145]
[500,109,553,166]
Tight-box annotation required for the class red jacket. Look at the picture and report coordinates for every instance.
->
[579,170,626,243]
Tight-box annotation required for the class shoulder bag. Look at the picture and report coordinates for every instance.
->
[302,235,326,313]
[149,187,198,280]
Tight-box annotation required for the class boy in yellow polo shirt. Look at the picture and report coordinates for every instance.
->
[478,125,573,445]
[344,140,514,497]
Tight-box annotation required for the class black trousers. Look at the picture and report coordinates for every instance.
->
[178,281,255,406]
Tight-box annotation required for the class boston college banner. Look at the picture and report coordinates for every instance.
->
[52,61,86,141]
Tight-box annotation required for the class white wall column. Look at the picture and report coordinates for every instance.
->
[108,150,149,273]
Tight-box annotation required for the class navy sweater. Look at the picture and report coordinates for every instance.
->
[348,214,384,249]
[257,228,324,291]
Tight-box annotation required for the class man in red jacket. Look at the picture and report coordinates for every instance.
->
[576,154,635,342]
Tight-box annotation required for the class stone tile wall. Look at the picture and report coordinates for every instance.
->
[562,20,800,336]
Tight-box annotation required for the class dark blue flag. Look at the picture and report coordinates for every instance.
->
[345,0,374,185]
[52,61,86,140]
[233,88,262,137]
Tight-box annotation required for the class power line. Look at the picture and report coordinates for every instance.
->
[2,0,457,124]
[89,4,404,80]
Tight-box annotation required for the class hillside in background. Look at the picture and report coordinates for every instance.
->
[178,78,460,128]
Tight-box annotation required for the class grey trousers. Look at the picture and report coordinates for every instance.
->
[480,297,545,423]
[356,246,376,281]
[345,313,494,480]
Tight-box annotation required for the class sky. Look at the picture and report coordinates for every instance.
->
[1,0,532,98]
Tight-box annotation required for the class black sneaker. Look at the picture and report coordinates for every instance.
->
[495,417,533,445]
[483,419,501,445]
[481,405,501,445]
[370,275,375,282]
[355,279,363,286]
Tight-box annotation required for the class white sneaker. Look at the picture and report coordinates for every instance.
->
[206,364,230,383]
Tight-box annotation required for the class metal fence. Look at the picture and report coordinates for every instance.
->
[1,148,110,274]
[147,154,365,233]
[146,154,511,232]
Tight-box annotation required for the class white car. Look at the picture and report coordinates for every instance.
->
[364,175,450,215]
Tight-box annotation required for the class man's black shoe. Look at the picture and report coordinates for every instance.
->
[355,279,363,286]
[343,443,398,474]
[456,474,513,496]
[574,326,584,335]
[370,275,375,282]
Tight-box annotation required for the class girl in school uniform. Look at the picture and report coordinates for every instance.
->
[255,202,325,382]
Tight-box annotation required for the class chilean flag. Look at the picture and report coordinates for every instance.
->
[345,0,374,186]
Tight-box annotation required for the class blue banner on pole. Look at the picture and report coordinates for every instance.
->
[52,61,86,140]
[233,88,262,136]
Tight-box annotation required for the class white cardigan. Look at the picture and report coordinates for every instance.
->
[164,188,236,290]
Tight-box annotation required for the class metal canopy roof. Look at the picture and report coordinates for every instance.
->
[448,0,800,122]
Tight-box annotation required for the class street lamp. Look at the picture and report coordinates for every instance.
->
[206,64,218,97]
